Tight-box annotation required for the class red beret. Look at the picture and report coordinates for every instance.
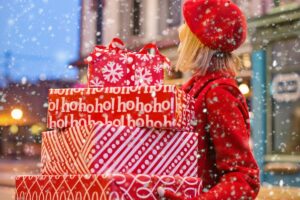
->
[183,0,247,52]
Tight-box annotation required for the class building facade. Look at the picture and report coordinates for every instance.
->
[249,3,300,186]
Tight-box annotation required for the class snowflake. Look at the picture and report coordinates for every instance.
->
[90,77,104,87]
[102,62,124,83]
[109,49,117,55]
[135,67,153,86]
[119,54,133,64]
[153,64,163,73]
[119,54,128,64]
[155,79,164,85]
[136,53,154,61]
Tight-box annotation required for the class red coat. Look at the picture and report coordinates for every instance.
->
[166,70,260,200]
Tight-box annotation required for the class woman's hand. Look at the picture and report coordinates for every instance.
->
[157,187,195,200]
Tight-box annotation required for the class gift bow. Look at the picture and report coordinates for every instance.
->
[86,37,171,73]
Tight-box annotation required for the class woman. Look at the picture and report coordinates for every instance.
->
[160,0,260,199]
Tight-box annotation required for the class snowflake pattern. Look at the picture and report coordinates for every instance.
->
[119,54,133,64]
[119,54,128,64]
[135,54,155,62]
[90,77,104,87]
[155,79,164,85]
[135,67,153,86]
[102,62,124,83]
[153,64,163,74]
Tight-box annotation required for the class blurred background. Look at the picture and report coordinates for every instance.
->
[0,0,299,199]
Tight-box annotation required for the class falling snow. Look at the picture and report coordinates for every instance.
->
[0,0,300,199]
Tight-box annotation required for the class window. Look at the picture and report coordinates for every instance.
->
[232,0,251,17]
[236,53,253,112]
[167,0,182,28]
[270,38,300,155]
[119,0,145,41]
[132,0,142,35]
[159,0,182,35]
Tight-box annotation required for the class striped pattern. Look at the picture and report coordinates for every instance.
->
[16,174,202,200]
[42,123,198,177]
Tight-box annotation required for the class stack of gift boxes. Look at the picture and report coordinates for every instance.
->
[16,39,202,200]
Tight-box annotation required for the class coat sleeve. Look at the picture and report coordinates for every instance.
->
[199,86,260,200]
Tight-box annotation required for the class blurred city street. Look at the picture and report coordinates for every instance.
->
[0,186,15,200]
[1,0,300,199]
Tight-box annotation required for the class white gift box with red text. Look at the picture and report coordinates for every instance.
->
[47,85,196,131]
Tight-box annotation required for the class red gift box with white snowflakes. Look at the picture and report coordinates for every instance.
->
[16,174,202,200]
[41,123,199,177]
[87,38,170,87]
[47,85,196,131]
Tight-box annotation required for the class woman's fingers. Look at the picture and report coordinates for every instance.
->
[157,187,184,200]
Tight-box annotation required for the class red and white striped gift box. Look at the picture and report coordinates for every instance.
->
[47,85,196,131]
[41,123,199,177]
[16,174,202,200]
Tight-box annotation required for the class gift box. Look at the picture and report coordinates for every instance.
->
[16,174,202,200]
[47,85,196,131]
[42,123,199,177]
[87,38,170,87]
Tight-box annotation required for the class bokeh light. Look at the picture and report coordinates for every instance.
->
[11,108,23,120]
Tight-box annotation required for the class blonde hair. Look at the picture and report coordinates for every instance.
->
[176,24,241,76]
